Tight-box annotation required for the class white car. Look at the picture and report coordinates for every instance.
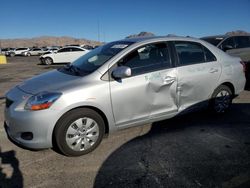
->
[6,48,30,57]
[22,48,45,56]
[40,46,89,65]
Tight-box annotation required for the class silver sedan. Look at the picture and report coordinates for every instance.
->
[4,36,246,156]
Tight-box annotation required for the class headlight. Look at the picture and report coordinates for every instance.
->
[25,91,62,111]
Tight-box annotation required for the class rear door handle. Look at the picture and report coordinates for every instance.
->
[164,76,176,84]
[209,68,219,73]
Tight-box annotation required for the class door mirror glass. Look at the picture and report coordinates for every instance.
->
[112,66,131,79]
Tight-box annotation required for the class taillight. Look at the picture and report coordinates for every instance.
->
[240,61,246,73]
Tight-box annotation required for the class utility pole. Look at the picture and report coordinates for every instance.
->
[97,20,100,42]
[103,31,106,43]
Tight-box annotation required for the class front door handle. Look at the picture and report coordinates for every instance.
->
[209,68,219,73]
[164,76,176,84]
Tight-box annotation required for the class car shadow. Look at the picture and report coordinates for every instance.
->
[94,103,250,188]
[0,148,23,188]
[245,81,250,91]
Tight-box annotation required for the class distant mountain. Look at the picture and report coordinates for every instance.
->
[0,36,102,48]
[225,30,250,36]
[126,32,155,39]
[126,30,250,39]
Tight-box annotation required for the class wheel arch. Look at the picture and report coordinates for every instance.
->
[45,56,53,60]
[220,82,235,96]
[52,106,110,141]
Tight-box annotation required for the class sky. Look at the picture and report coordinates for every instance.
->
[1,0,250,42]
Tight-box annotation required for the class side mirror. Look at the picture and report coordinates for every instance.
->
[222,45,233,52]
[112,66,131,79]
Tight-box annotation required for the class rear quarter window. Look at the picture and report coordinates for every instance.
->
[204,47,217,62]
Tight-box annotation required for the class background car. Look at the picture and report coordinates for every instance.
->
[40,46,89,65]
[82,45,94,50]
[0,48,14,55]
[201,34,250,85]
[21,48,45,56]
[6,47,30,57]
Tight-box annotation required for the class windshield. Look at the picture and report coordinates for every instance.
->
[70,41,134,74]
[202,37,225,46]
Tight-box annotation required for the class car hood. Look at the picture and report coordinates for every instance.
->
[18,70,82,95]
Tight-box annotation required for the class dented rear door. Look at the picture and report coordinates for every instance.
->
[146,68,178,118]
[173,41,222,112]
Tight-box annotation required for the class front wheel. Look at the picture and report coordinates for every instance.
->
[54,108,105,156]
[44,57,53,65]
[209,85,233,114]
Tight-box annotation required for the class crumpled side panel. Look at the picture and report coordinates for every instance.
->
[145,69,178,116]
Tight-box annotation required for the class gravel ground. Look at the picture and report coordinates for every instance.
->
[0,56,250,188]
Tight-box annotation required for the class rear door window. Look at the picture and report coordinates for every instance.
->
[175,42,205,65]
[174,41,216,66]
[58,48,71,53]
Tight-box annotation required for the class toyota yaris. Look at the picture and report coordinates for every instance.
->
[4,36,246,156]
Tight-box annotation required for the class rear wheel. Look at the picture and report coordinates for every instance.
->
[44,57,53,65]
[210,85,233,114]
[27,53,31,57]
[54,108,105,156]
[10,53,15,57]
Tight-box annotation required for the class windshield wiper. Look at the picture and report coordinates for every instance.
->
[64,64,81,76]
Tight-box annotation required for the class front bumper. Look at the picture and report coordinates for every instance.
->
[4,87,59,149]
[39,57,45,64]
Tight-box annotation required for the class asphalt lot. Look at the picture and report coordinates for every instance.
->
[0,56,250,188]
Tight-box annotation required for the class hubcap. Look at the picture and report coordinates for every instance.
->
[65,117,99,151]
[214,90,231,113]
[45,58,52,65]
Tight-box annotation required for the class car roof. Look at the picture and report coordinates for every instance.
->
[116,36,202,44]
[62,46,85,49]
[201,35,226,39]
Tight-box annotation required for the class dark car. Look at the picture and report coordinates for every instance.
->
[0,48,14,55]
[201,34,250,87]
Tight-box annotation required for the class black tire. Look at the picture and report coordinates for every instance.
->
[54,108,105,156]
[10,53,15,57]
[44,57,53,65]
[27,53,31,57]
[209,85,233,114]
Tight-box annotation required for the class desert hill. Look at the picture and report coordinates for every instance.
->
[0,36,101,48]
[1,30,249,48]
